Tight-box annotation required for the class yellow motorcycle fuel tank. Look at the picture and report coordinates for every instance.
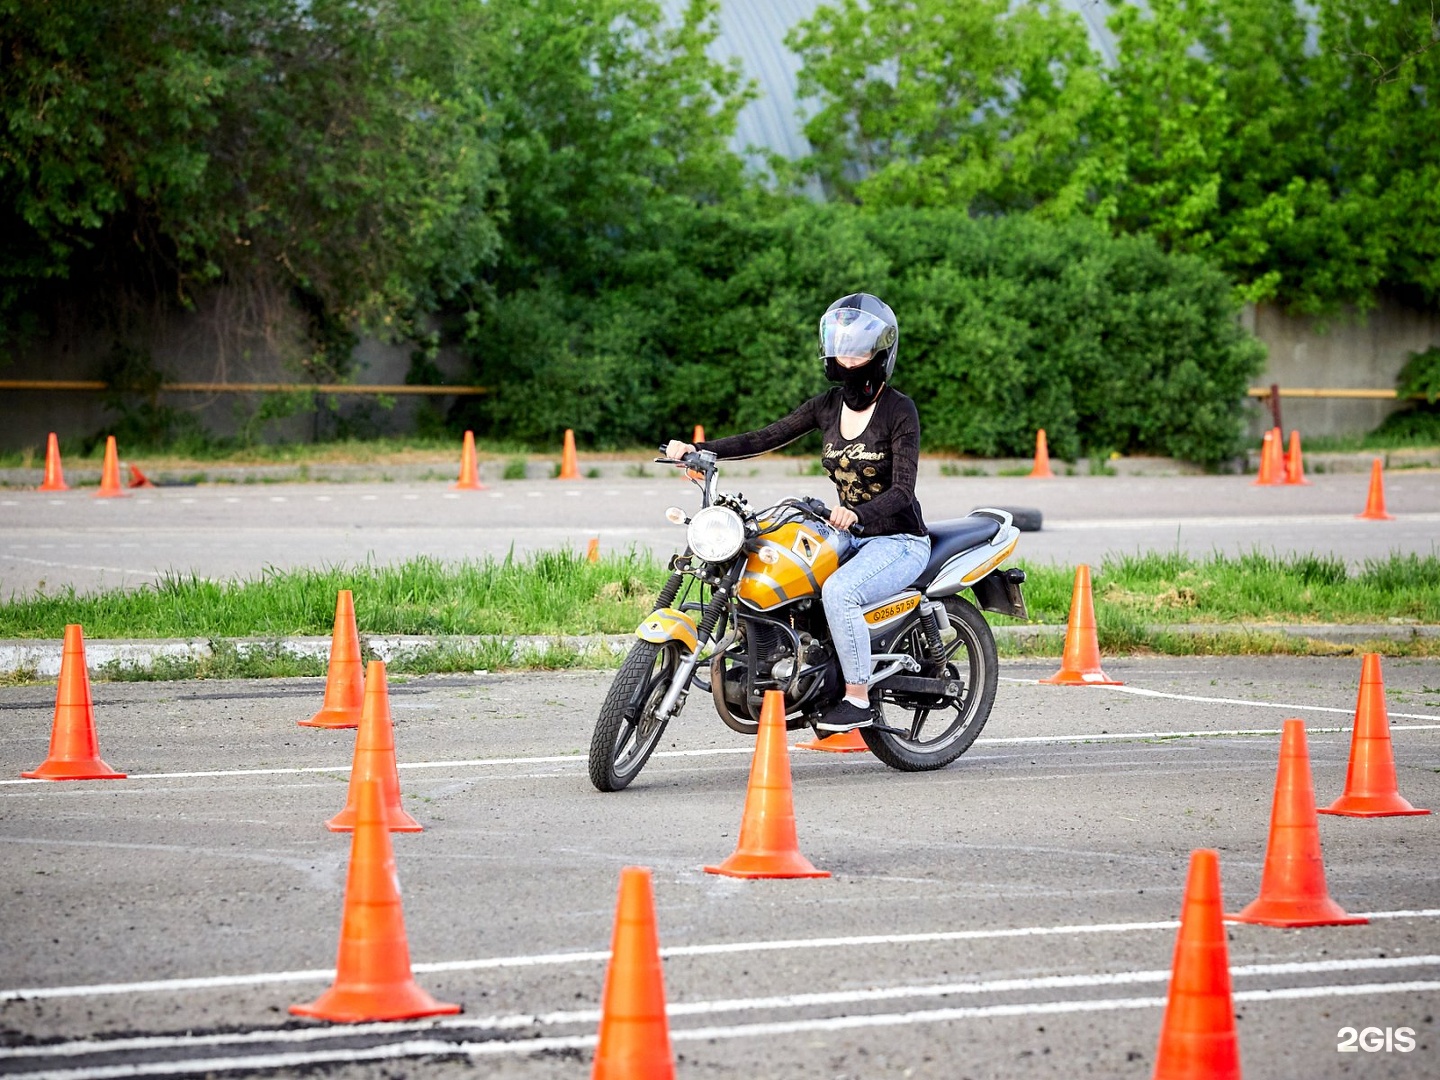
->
[737,520,842,610]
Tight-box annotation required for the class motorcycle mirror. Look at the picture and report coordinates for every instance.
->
[664,506,689,525]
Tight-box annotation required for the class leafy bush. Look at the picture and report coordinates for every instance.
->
[462,202,1264,465]
[1397,346,1440,405]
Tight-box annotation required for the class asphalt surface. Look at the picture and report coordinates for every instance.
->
[2,657,1438,1078]
[2,469,1439,594]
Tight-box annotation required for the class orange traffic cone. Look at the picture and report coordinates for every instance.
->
[1028,428,1054,478]
[592,866,675,1080]
[705,690,829,879]
[1268,426,1286,481]
[1283,430,1309,485]
[1040,565,1122,686]
[558,429,581,480]
[798,729,870,753]
[1227,719,1366,928]
[38,433,68,492]
[300,590,365,729]
[22,625,126,781]
[684,425,706,480]
[1252,429,1278,485]
[587,537,601,563]
[94,436,128,498]
[1152,849,1241,1080]
[291,778,459,1022]
[1319,654,1430,818]
[453,430,484,490]
[1357,458,1393,520]
[126,462,157,488]
[327,661,422,833]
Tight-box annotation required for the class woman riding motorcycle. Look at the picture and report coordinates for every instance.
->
[666,293,930,733]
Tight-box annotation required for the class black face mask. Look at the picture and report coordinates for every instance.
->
[825,355,886,410]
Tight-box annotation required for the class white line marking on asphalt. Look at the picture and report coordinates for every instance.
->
[999,677,1440,722]
[6,713,1440,789]
[3,554,160,578]
[5,981,1439,1078]
[3,913,1435,1003]
[1047,512,1440,530]
[7,956,1437,1060]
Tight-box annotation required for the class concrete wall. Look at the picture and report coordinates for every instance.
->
[1243,299,1440,437]
[7,291,1440,453]
[2,293,470,451]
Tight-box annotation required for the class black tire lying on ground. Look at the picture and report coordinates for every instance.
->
[972,506,1043,532]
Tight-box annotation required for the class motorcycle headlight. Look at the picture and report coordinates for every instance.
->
[687,505,745,563]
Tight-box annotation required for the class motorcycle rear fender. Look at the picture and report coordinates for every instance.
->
[970,568,1029,620]
[636,607,699,652]
[924,522,1021,598]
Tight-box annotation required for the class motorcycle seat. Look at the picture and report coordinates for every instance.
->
[911,515,1001,590]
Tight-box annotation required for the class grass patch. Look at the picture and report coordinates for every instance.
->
[97,640,330,682]
[0,549,668,639]
[940,462,988,477]
[3,549,1437,678]
[1012,549,1440,626]
[85,636,626,683]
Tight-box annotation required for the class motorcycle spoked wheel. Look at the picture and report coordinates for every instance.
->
[589,640,683,792]
[863,595,998,771]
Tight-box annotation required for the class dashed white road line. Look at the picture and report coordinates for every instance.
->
[1047,512,1440,530]
[3,912,1435,1003]
[2,554,160,578]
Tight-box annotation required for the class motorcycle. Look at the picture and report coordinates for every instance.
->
[588,448,1028,791]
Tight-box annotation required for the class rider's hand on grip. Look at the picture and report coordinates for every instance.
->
[664,440,696,461]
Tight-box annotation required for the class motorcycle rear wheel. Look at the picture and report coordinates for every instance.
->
[589,640,682,792]
[863,595,997,771]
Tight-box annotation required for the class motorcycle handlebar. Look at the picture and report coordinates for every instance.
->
[792,497,863,536]
[654,453,863,535]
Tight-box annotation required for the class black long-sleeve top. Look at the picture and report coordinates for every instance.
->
[697,387,926,537]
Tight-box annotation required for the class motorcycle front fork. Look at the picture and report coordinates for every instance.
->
[648,563,741,724]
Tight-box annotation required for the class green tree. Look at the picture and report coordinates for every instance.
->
[786,0,1108,215]
[479,0,751,288]
[1,1,505,363]
[1315,0,1440,309]
[455,0,756,434]
[1100,0,1440,313]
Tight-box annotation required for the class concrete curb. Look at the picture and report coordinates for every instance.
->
[2,624,1435,678]
[0,634,634,679]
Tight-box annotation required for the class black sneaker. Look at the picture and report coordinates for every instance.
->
[815,699,875,733]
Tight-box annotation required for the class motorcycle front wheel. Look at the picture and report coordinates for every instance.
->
[863,595,998,771]
[589,640,683,792]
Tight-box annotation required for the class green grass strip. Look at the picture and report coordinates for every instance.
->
[1,548,1437,642]
[0,549,669,639]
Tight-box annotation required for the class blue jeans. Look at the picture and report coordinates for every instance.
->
[821,531,932,686]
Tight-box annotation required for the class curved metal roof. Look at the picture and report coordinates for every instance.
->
[663,0,1124,163]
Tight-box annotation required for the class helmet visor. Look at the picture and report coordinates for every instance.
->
[820,308,896,362]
